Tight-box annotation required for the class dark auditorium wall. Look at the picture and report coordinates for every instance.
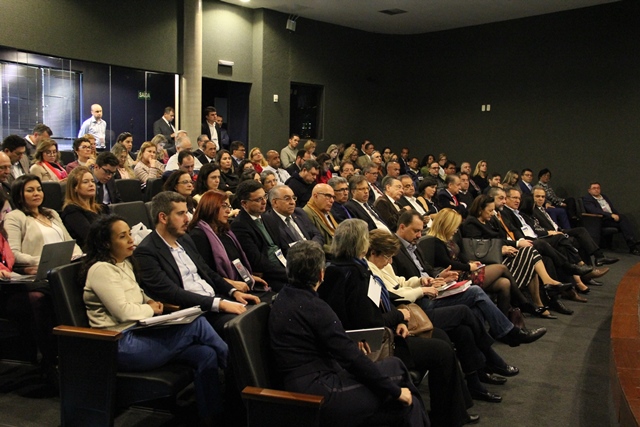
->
[0,0,180,74]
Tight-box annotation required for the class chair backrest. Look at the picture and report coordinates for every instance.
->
[417,235,437,267]
[110,201,152,229]
[41,181,64,212]
[224,303,279,390]
[48,262,89,327]
[115,179,143,202]
[59,151,76,166]
[145,178,164,202]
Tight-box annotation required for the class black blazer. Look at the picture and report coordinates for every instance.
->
[461,216,517,248]
[134,231,235,311]
[262,208,324,255]
[344,200,378,231]
[152,118,175,148]
[373,196,401,232]
[285,175,315,208]
[532,208,557,234]
[229,209,288,282]
[96,178,122,205]
[331,202,353,223]
[582,194,618,218]
[391,243,439,280]
[498,208,528,241]
[436,189,468,218]
[201,121,222,145]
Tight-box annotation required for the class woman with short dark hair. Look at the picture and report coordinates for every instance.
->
[270,240,429,427]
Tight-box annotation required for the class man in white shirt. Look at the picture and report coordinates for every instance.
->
[200,106,220,150]
[78,104,107,148]
[166,136,203,172]
[263,150,290,185]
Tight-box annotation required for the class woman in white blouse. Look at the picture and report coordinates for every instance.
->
[5,174,82,268]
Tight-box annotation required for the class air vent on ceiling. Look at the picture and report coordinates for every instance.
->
[379,9,407,16]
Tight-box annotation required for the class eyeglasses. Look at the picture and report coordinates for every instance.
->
[317,192,335,200]
[44,150,57,155]
[246,194,268,203]
[383,255,393,262]
[334,188,349,193]
[79,145,92,150]
[100,167,116,176]
[274,196,297,202]
[221,203,232,211]
[177,180,193,185]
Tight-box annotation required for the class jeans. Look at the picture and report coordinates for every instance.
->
[424,285,514,339]
[118,317,228,419]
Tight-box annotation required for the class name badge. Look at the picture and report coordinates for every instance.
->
[275,249,287,267]
[367,276,381,307]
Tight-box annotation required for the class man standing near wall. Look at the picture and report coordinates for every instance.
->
[153,107,176,149]
[24,124,52,159]
[201,106,221,150]
[78,104,107,149]
[215,115,230,150]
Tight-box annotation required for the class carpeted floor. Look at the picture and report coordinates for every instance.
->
[0,250,634,426]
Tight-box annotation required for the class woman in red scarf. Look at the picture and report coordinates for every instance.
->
[30,139,68,183]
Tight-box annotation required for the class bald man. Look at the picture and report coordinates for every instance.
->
[78,104,107,148]
[165,136,203,172]
[303,184,338,255]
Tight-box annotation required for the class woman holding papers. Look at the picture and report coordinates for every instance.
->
[429,208,538,317]
[83,215,228,425]
[269,241,429,427]
[188,190,271,296]
[320,219,477,427]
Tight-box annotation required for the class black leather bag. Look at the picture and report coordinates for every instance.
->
[461,238,502,265]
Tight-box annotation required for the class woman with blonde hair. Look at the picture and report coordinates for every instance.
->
[342,146,361,173]
[503,170,520,188]
[248,147,267,173]
[111,143,135,179]
[303,139,316,159]
[326,144,340,172]
[472,160,489,192]
[134,141,165,184]
[30,139,68,183]
[61,166,104,248]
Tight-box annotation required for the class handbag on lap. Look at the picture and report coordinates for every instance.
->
[461,238,503,265]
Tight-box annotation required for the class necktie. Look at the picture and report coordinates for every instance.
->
[285,216,305,241]
[364,203,382,221]
[340,204,352,219]
[255,218,275,245]
[97,183,105,204]
[452,194,458,206]
[496,212,516,241]
[276,170,283,183]
[539,207,559,231]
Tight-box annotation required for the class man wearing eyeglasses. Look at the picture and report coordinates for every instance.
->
[263,185,323,254]
[92,152,121,206]
[302,183,337,255]
[230,180,288,291]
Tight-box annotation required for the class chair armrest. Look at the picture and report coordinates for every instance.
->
[242,386,324,407]
[53,325,122,341]
[581,213,604,218]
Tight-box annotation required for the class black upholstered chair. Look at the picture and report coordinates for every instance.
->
[144,178,164,202]
[59,151,76,166]
[41,181,65,212]
[114,179,143,202]
[417,235,437,268]
[574,198,619,247]
[224,303,324,427]
[109,201,152,229]
[49,262,194,427]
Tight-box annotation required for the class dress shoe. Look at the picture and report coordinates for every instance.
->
[470,388,502,403]
[595,256,619,266]
[486,364,520,377]
[582,267,609,280]
[465,414,480,424]
[567,264,593,276]
[585,279,604,286]
[562,290,588,303]
[479,371,507,385]
[543,283,573,295]
[533,306,557,319]
[549,298,574,315]
[500,327,547,347]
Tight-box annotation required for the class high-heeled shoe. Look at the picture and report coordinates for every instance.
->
[533,306,557,319]
[576,285,590,294]
[543,283,573,295]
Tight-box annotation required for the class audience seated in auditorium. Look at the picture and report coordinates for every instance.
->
[164,170,197,218]
[115,132,136,167]
[342,146,361,174]
[472,160,489,193]
[166,136,203,172]
[415,177,440,219]
[327,176,352,223]
[197,139,217,165]
[338,160,356,181]
[83,215,227,425]
[344,175,390,232]
[93,152,122,207]
[537,168,572,229]
[134,191,260,336]
[229,141,246,172]
[30,139,68,183]
[302,183,337,255]
[279,133,299,169]
[284,159,319,208]
[437,174,468,218]
[356,141,374,169]
[263,150,290,185]
[458,172,475,208]
[23,123,52,160]
[111,143,135,180]
[397,175,429,226]
[303,139,317,160]
[373,176,410,232]
[314,153,333,184]
[65,137,96,174]
[216,149,239,194]
[481,173,502,195]
[0,152,14,208]
[193,163,221,203]
[326,144,341,172]
[248,147,266,173]
[61,166,105,249]
[3,135,30,186]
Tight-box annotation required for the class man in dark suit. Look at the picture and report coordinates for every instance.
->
[532,186,618,267]
[229,140,246,171]
[201,106,221,150]
[152,107,176,150]
[197,140,217,165]
[2,135,30,186]
[263,184,324,254]
[215,115,230,150]
[134,191,260,335]
[344,175,390,232]
[373,176,409,232]
[583,182,640,255]
[92,152,122,206]
[328,176,352,223]
[229,180,289,291]
[363,163,385,204]
[437,174,468,218]
[284,159,319,208]
[518,168,534,195]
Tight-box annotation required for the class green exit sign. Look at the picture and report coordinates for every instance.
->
[138,91,151,100]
